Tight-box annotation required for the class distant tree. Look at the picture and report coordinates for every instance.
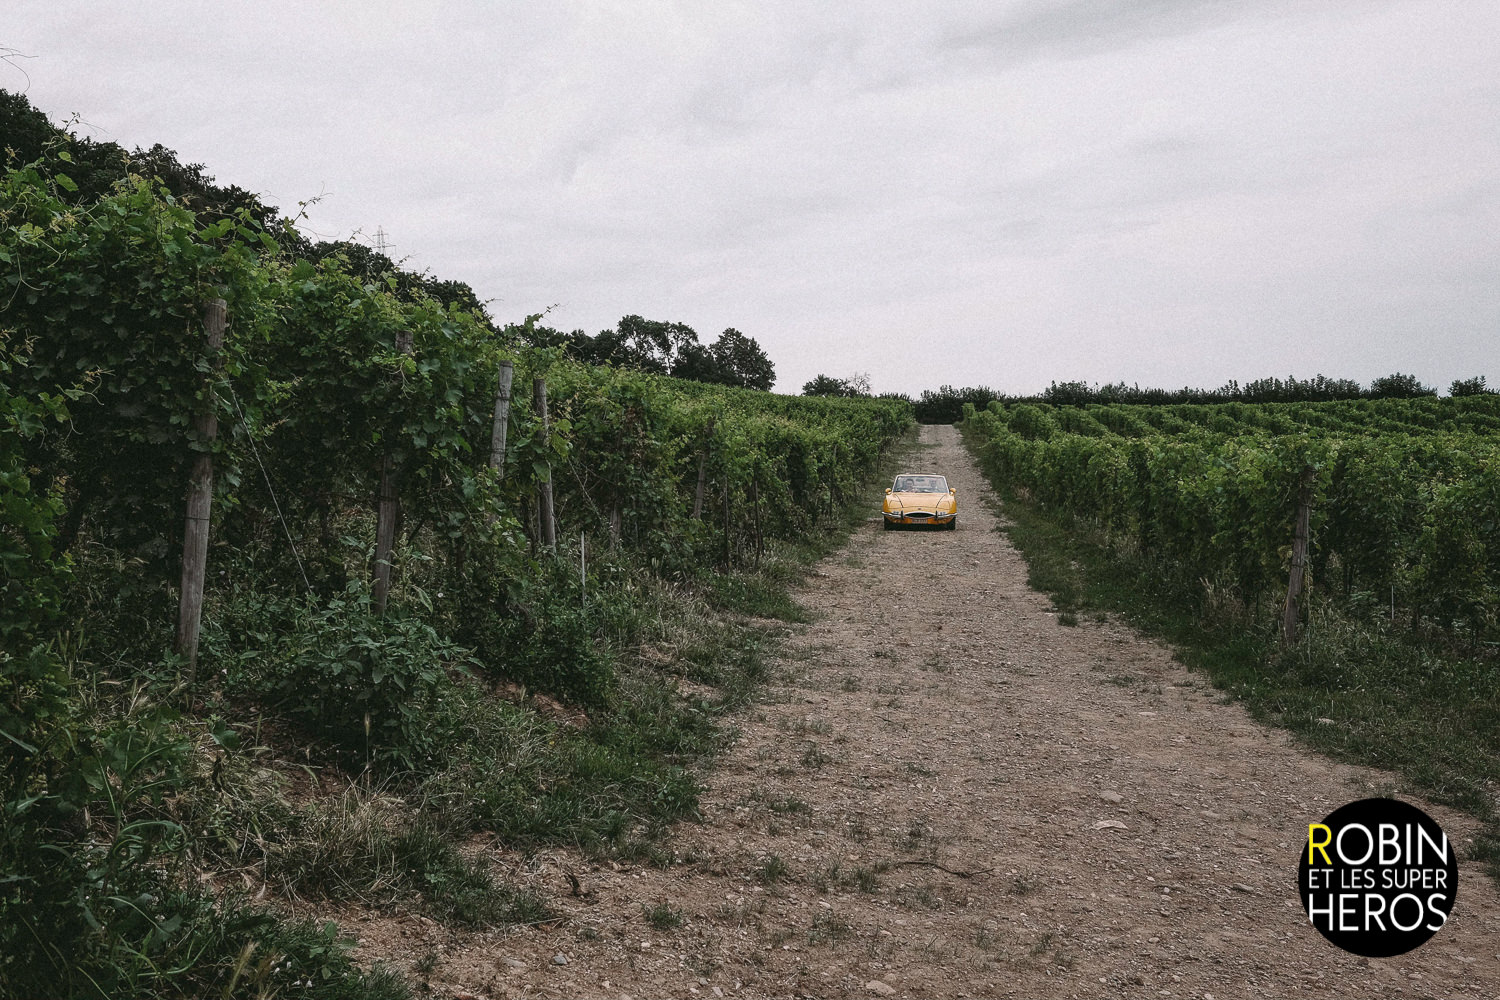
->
[1311,375,1365,400]
[1092,382,1135,403]
[1237,374,1363,403]
[0,88,62,164]
[1042,381,1094,406]
[570,315,699,374]
[708,328,775,391]
[1031,374,1367,407]
[1368,372,1437,399]
[622,315,700,373]
[561,318,778,389]
[802,375,848,397]
[1450,375,1492,397]
[913,385,999,423]
[667,340,718,382]
[802,374,870,398]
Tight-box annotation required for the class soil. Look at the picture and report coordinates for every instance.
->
[335,424,1500,998]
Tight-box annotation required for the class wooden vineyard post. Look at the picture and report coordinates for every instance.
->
[489,360,513,476]
[534,377,557,552]
[751,464,763,567]
[692,453,708,519]
[722,470,732,567]
[691,417,715,520]
[830,441,841,508]
[481,359,514,533]
[1281,464,1315,644]
[175,298,227,690]
[372,331,414,613]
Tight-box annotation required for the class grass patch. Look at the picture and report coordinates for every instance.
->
[264,788,547,927]
[755,854,790,886]
[2,880,411,1000]
[799,743,830,769]
[966,429,1500,879]
[706,572,810,623]
[641,902,684,930]
[811,860,888,894]
[852,864,886,892]
[808,910,854,945]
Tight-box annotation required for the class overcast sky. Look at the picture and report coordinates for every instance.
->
[7,2,1497,395]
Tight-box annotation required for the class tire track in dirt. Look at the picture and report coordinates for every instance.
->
[369,423,1500,998]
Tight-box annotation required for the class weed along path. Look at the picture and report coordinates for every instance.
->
[387,424,1500,998]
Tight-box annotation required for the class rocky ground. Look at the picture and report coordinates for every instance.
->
[338,424,1499,998]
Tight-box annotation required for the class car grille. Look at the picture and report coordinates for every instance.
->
[905,511,933,518]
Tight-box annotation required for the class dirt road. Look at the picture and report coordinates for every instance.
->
[388,424,1500,998]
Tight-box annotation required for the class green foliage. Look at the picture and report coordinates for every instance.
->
[0,103,911,993]
[0,697,405,998]
[462,558,616,707]
[755,853,789,885]
[0,335,76,764]
[2,150,909,706]
[914,384,1001,423]
[1369,371,1437,398]
[208,584,471,768]
[530,314,778,390]
[1451,375,1492,397]
[642,901,684,930]
[705,327,776,391]
[542,362,910,576]
[2,158,261,559]
[418,683,706,851]
[801,372,871,397]
[262,797,548,928]
[918,372,1474,418]
[963,396,1500,643]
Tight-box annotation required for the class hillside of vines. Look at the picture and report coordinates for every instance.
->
[964,395,1500,640]
[962,395,1500,872]
[0,145,911,997]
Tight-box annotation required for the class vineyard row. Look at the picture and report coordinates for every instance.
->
[961,398,1500,643]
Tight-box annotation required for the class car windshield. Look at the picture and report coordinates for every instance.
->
[893,475,948,493]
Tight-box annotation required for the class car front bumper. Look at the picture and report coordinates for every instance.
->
[883,511,955,525]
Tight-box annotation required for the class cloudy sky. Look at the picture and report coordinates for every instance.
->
[7,2,1497,395]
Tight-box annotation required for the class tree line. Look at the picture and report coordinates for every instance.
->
[513,314,775,391]
[901,372,1493,423]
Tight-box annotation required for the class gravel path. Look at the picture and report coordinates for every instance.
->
[372,423,1500,998]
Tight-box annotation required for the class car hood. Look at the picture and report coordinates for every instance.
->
[887,492,954,508]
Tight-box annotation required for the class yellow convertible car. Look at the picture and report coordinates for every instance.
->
[883,473,957,530]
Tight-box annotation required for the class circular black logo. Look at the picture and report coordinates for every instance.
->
[1298,797,1457,957]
